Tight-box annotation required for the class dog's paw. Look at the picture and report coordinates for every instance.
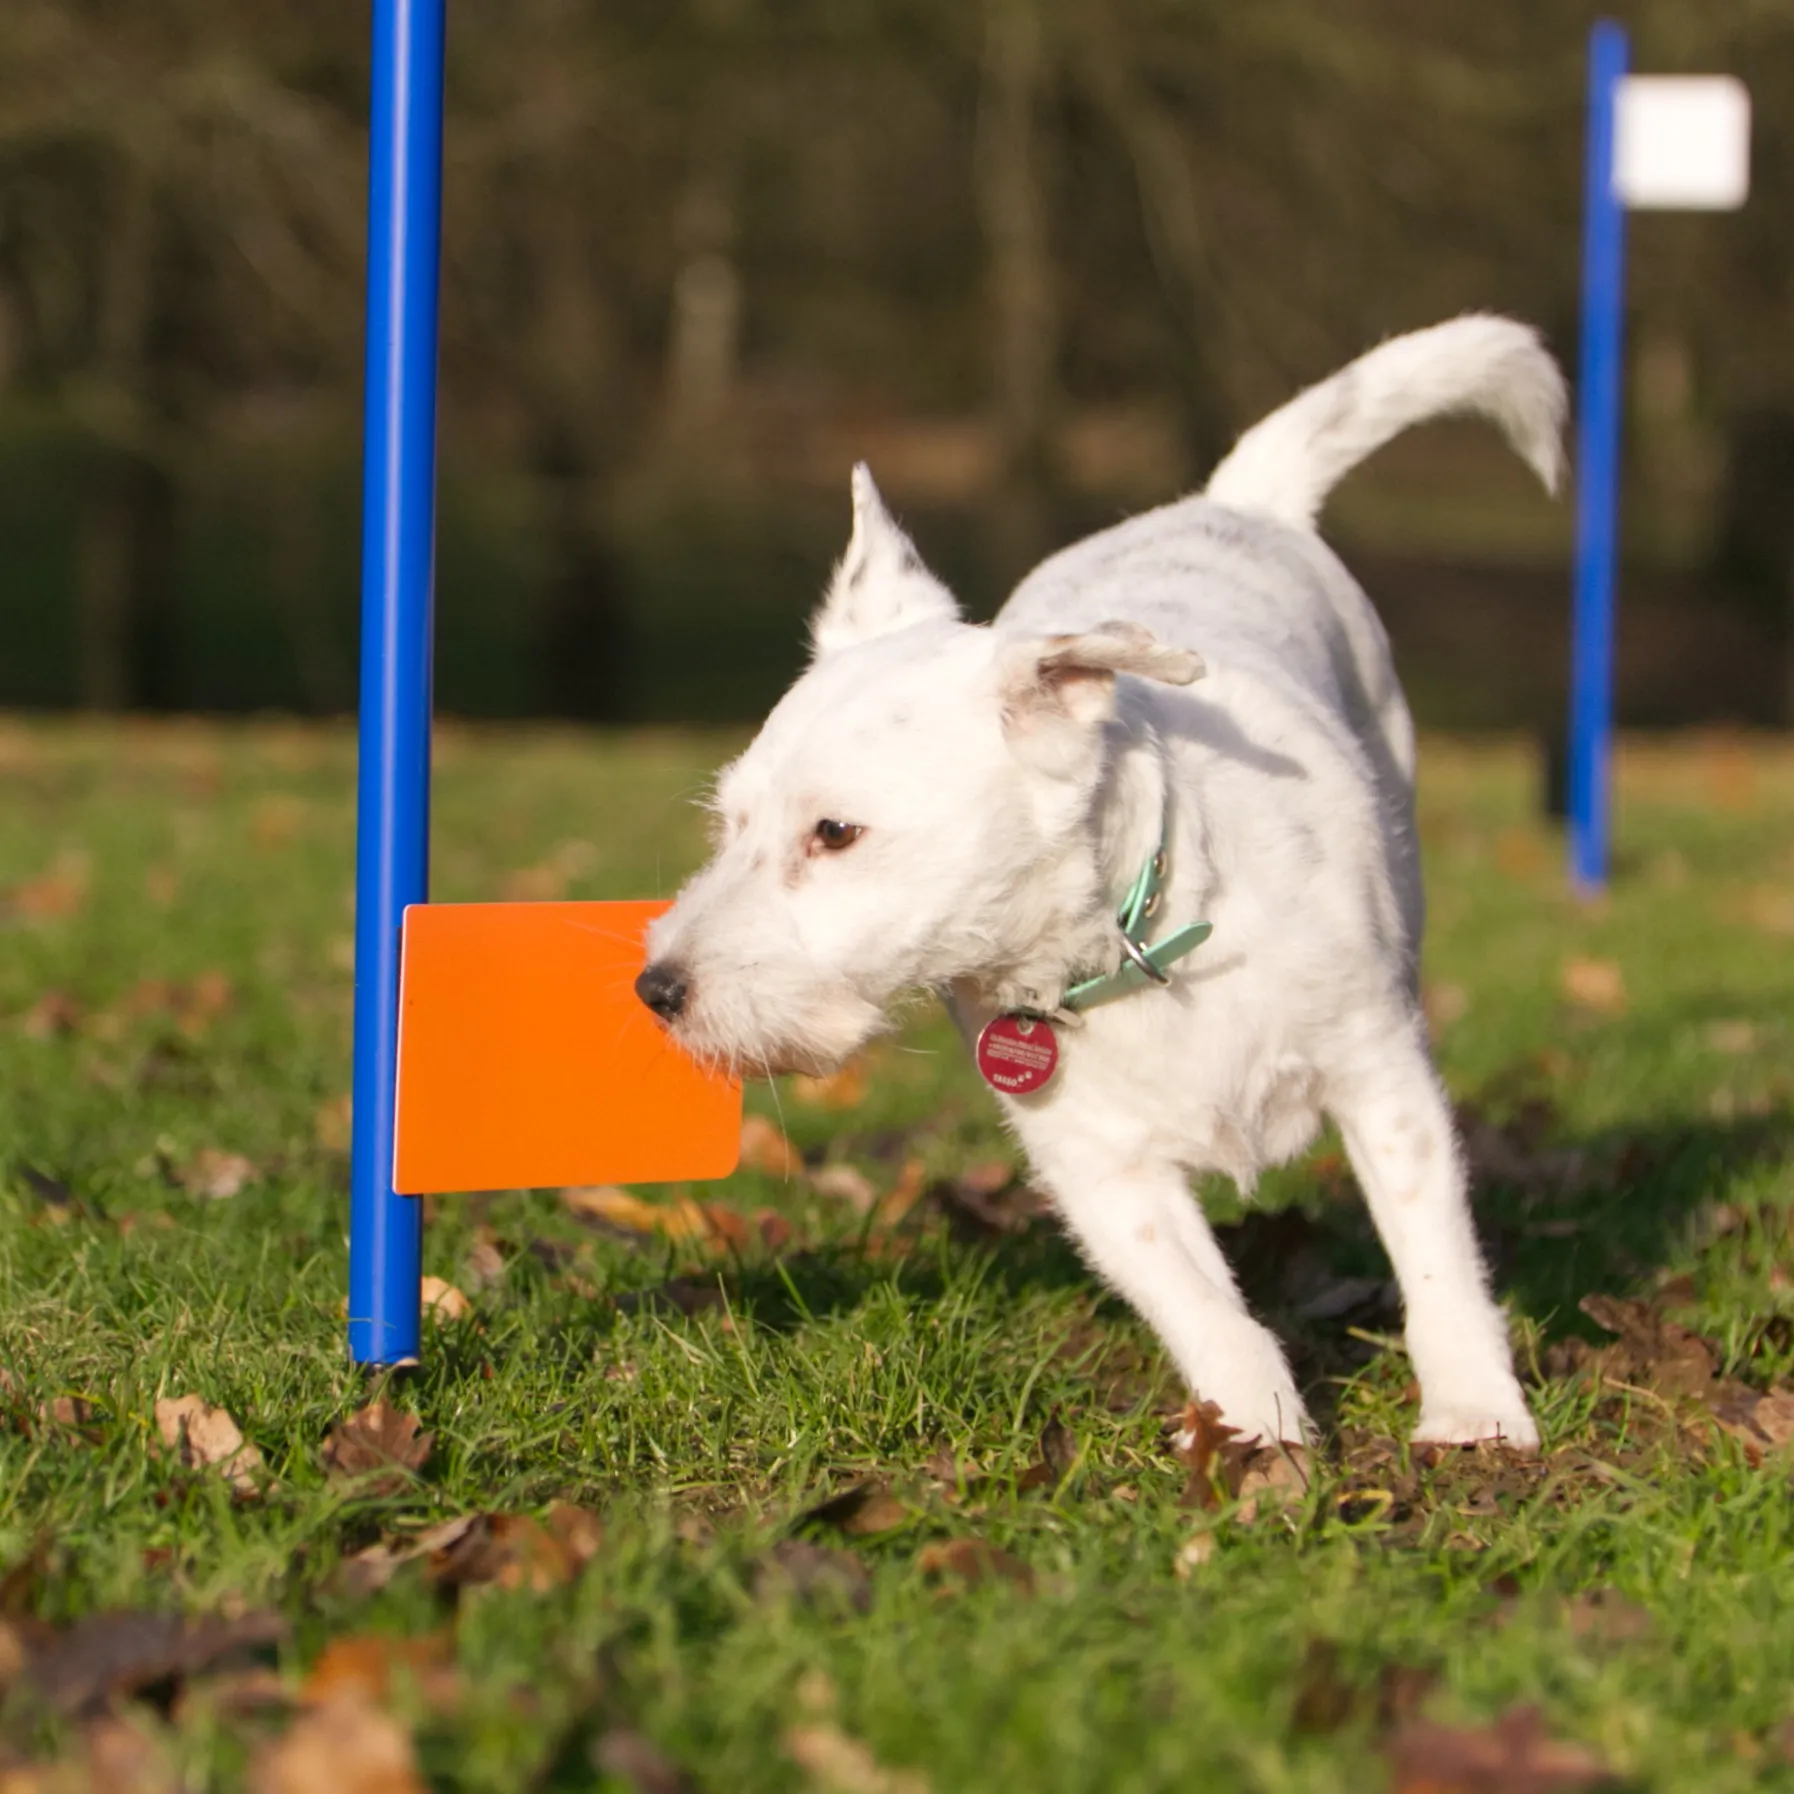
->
[1412,1401,1540,1453]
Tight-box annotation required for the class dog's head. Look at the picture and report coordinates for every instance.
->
[637,467,1202,1076]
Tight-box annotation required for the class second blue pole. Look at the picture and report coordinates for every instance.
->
[1568,19,1629,895]
[348,0,446,1365]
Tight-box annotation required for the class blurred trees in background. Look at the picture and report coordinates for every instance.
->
[1,0,1792,725]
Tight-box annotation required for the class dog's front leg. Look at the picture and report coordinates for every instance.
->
[1330,1031,1539,1451]
[1032,1147,1310,1446]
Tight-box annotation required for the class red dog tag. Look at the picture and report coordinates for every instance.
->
[975,1014,1059,1094]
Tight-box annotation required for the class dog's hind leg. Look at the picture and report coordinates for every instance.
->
[1327,1027,1539,1451]
[1034,1150,1310,1445]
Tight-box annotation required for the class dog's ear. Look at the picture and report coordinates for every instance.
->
[809,465,961,658]
[1000,621,1203,766]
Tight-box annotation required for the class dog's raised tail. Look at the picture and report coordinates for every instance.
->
[1203,315,1566,532]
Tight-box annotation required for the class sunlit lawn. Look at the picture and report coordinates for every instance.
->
[1,718,1792,1792]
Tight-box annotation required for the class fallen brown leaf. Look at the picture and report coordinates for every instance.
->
[930,1164,1045,1237]
[7,853,90,921]
[1016,1411,1076,1493]
[321,1402,432,1494]
[425,1513,580,1593]
[39,1394,101,1433]
[701,1202,753,1251]
[155,1395,266,1495]
[754,1541,872,1613]
[791,1058,870,1110]
[251,1693,427,1794]
[559,1185,746,1252]
[873,1158,929,1231]
[26,1609,288,1715]
[547,1501,605,1565]
[1561,957,1626,1015]
[1560,1589,1653,1645]
[315,1095,353,1154]
[1171,1399,1256,1512]
[784,1722,928,1794]
[1707,1386,1794,1464]
[21,991,82,1039]
[301,1631,460,1710]
[177,1148,258,1201]
[1234,1445,1310,1524]
[75,1711,183,1794]
[559,1184,661,1234]
[461,1231,506,1291]
[915,1538,1034,1594]
[612,1276,728,1319]
[812,1165,878,1212]
[798,1482,909,1539]
[1387,1704,1615,1793]
[740,1115,802,1178]
[419,1276,470,1322]
[1171,1530,1216,1578]
[1572,1292,1716,1398]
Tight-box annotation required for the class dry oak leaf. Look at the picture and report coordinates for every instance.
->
[1171,1398,1258,1512]
[419,1276,470,1322]
[177,1148,258,1201]
[155,1395,266,1495]
[1560,957,1627,1015]
[251,1693,427,1794]
[321,1402,432,1494]
[1388,1704,1615,1794]
[740,1115,802,1178]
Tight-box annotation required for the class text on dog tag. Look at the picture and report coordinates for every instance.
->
[975,1014,1059,1095]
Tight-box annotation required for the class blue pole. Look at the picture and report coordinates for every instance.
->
[1568,19,1629,894]
[349,0,445,1363]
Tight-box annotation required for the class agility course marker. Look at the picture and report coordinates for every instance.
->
[393,902,740,1196]
[1569,23,1750,895]
[349,0,739,1367]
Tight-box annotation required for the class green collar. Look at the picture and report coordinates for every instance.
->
[1061,786,1212,1013]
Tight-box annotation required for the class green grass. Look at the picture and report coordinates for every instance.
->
[1,719,1792,1792]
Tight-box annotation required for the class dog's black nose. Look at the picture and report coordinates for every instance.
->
[635,961,690,1022]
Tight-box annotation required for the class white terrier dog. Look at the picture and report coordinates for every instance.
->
[638,316,1564,1450]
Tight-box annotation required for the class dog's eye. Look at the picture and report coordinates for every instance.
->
[813,819,864,852]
